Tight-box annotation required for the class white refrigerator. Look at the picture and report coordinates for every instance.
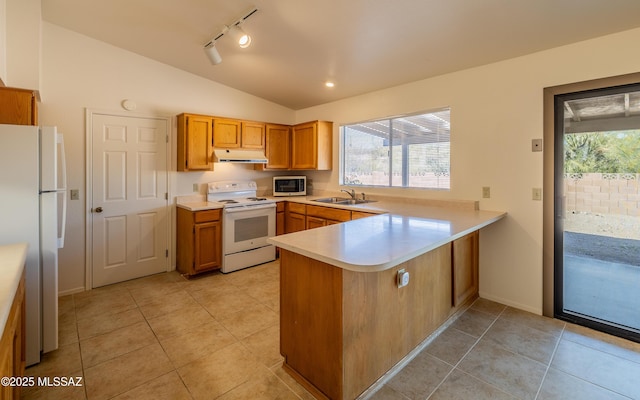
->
[0,124,67,366]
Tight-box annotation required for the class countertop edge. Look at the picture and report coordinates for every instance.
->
[0,243,27,333]
[268,211,506,272]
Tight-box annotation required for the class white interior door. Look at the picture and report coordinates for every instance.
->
[91,113,169,287]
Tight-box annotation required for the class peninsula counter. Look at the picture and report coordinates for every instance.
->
[268,204,505,400]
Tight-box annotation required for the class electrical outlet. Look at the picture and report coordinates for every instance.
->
[482,186,490,199]
[397,269,410,288]
[193,183,199,192]
[532,188,542,201]
[70,189,80,200]
[532,138,543,152]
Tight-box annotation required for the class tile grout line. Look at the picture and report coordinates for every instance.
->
[425,303,509,399]
[533,323,566,400]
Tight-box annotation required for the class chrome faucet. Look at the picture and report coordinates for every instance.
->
[340,189,356,199]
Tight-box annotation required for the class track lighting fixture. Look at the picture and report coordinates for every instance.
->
[203,7,258,65]
[204,42,222,65]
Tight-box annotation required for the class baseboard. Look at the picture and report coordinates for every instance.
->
[58,286,85,297]
[478,291,542,315]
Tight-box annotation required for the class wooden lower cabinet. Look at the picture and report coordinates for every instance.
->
[276,202,285,235]
[305,205,351,229]
[351,211,377,220]
[285,203,306,234]
[0,273,25,400]
[176,208,222,276]
[452,231,479,307]
[280,231,479,400]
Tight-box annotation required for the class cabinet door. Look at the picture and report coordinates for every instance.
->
[194,221,222,271]
[178,114,213,171]
[213,118,241,148]
[276,211,285,236]
[262,124,290,169]
[452,231,479,307]
[286,212,306,234]
[306,216,326,230]
[241,121,266,149]
[0,87,37,125]
[291,122,317,169]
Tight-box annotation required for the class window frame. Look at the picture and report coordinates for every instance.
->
[339,108,451,190]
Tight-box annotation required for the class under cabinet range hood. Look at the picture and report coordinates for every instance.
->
[214,148,268,163]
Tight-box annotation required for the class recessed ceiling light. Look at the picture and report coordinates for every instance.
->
[325,81,335,88]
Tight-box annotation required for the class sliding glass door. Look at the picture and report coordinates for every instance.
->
[554,84,640,341]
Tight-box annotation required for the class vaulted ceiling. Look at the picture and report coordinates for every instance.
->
[42,0,640,110]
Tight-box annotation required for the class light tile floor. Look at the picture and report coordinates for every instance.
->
[22,261,640,400]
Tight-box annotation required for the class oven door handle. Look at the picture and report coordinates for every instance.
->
[224,203,277,213]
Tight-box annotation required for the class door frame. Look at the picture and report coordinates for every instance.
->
[543,72,640,317]
[85,108,171,290]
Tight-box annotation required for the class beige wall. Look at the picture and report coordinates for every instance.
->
[40,23,295,294]
[14,8,640,312]
[4,0,40,90]
[297,27,640,313]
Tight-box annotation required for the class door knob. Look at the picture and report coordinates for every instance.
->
[94,207,103,213]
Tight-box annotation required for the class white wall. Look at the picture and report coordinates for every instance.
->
[5,0,40,90]
[0,0,6,83]
[296,27,640,313]
[36,16,640,312]
[40,23,295,294]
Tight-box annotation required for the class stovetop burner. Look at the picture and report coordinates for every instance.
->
[206,180,276,208]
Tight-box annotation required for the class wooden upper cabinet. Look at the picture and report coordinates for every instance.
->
[258,124,290,170]
[213,118,242,148]
[0,87,38,125]
[213,118,266,150]
[291,121,332,170]
[177,114,213,171]
[241,121,266,149]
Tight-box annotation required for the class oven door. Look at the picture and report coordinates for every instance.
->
[223,203,276,255]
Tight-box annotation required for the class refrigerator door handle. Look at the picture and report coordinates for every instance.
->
[57,133,67,190]
[58,191,67,249]
[57,133,67,249]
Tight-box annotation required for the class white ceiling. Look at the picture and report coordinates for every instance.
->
[41,0,640,110]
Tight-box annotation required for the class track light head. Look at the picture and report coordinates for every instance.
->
[204,42,222,65]
[235,26,252,48]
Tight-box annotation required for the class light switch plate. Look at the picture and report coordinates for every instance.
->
[482,186,490,199]
[193,183,199,192]
[532,188,542,201]
[70,189,80,200]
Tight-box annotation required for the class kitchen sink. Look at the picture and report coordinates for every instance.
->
[312,197,377,205]
[313,197,352,203]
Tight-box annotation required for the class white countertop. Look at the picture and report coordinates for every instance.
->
[269,206,504,272]
[176,201,223,211]
[0,243,27,332]
[175,193,506,272]
[270,194,504,272]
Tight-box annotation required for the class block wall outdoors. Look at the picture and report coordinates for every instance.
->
[564,173,640,216]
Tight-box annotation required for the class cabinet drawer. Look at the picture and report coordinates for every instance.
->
[194,209,221,223]
[287,202,306,214]
[306,205,351,222]
[351,211,377,220]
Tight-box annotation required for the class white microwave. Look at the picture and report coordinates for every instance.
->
[273,176,306,196]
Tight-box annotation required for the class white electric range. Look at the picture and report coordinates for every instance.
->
[207,180,276,273]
